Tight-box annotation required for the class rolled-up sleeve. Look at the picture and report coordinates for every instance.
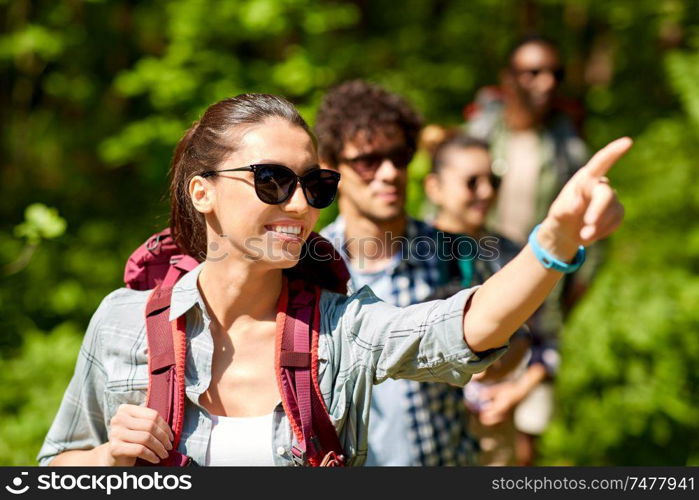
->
[37,294,112,465]
[329,285,508,386]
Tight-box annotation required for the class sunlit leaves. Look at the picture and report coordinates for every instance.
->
[14,204,67,245]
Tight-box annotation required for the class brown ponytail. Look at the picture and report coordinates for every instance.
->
[168,94,315,260]
[169,120,206,260]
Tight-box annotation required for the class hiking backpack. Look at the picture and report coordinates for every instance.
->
[123,228,350,467]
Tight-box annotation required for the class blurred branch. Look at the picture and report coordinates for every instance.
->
[4,204,66,276]
[4,243,37,276]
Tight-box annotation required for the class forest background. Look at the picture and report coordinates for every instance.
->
[1,0,698,465]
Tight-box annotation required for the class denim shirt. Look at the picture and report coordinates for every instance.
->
[38,263,506,466]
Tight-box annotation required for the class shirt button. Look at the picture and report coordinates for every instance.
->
[276,446,286,456]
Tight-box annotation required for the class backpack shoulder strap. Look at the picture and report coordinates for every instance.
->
[137,277,193,466]
[275,278,345,467]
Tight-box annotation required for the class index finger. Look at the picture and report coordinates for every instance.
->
[125,404,175,443]
[582,137,633,179]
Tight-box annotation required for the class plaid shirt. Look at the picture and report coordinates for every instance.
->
[321,216,481,465]
[38,263,506,466]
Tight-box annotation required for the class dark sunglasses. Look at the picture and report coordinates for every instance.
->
[466,173,501,192]
[514,66,565,82]
[340,146,414,181]
[201,164,340,209]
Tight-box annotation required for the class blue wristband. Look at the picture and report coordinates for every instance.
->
[528,224,586,273]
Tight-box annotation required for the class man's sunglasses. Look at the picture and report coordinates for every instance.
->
[201,164,340,209]
[466,173,501,192]
[513,66,565,83]
[340,146,414,181]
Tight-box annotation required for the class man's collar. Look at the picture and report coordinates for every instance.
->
[168,262,206,321]
[398,217,439,270]
[323,215,437,272]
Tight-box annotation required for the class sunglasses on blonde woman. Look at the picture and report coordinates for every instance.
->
[201,164,341,209]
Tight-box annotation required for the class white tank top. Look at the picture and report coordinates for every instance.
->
[205,413,276,466]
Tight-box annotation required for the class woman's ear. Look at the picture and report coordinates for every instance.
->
[424,173,442,206]
[189,175,215,214]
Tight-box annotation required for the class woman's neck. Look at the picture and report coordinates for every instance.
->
[197,258,282,330]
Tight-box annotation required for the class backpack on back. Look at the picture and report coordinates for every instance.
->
[124,228,349,466]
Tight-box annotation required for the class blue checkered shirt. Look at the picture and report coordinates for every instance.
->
[321,216,479,465]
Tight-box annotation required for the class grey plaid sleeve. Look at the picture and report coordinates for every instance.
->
[328,285,508,386]
[36,293,114,465]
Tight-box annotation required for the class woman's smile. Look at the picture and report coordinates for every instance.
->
[264,220,306,243]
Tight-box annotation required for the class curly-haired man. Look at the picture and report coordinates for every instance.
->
[316,80,478,465]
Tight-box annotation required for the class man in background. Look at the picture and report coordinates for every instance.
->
[316,80,480,466]
[465,35,591,464]
[466,35,588,243]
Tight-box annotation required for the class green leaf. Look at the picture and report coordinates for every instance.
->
[14,204,67,244]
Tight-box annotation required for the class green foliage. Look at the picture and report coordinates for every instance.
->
[1,0,698,465]
[14,203,67,244]
[0,323,83,466]
[540,45,699,465]
[666,50,699,127]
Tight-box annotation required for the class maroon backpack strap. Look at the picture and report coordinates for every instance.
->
[276,278,346,467]
[162,255,199,289]
[136,282,192,467]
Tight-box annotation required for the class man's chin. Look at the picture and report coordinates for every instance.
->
[364,207,405,224]
[529,97,553,114]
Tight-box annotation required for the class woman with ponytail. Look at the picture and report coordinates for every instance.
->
[39,93,630,466]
